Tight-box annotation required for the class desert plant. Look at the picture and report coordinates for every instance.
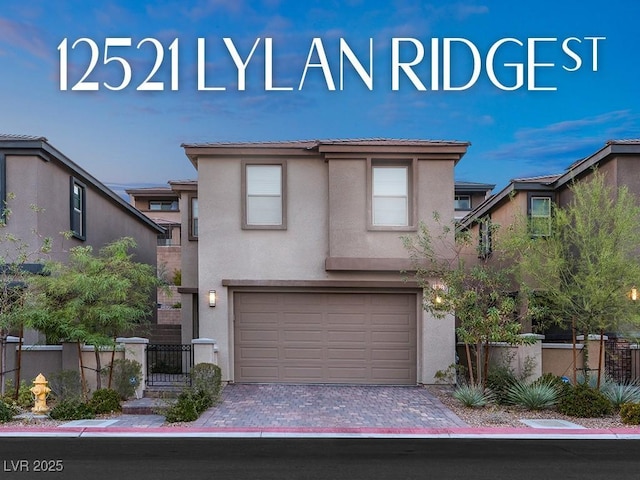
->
[557,383,613,417]
[88,388,122,414]
[106,359,142,400]
[452,384,495,408]
[600,382,640,410]
[48,370,83,402]
[190,363,223,404]
[486,364,519,405]
[3,379,33,408]
[49,399,95,421]
[163,388,210,423]
[505,380,559,410]
[0,399,18,423]
[620,403,640,425]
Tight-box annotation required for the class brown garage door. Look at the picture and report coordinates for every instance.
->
[234,292,417,384]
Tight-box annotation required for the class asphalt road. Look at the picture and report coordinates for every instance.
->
[1,438,639,480]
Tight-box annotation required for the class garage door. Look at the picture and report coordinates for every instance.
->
[234,292,417,384]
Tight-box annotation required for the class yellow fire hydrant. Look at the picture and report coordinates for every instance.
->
[30,373,51,414]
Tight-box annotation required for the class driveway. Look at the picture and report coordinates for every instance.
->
[193,384,468,429]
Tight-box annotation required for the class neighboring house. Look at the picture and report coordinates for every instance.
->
[127,185,183,330]
[0,134,164,340]
[179,138,470,385]
[453,181,494,221]
[457,139,640,336]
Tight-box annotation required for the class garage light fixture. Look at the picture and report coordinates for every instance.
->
[208,290,217,307]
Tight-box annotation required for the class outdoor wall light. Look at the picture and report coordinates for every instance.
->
[631,287,638,302]
[208,290,217,307]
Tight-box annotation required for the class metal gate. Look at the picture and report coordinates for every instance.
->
[146,344,193,387]
[605,338,640,384]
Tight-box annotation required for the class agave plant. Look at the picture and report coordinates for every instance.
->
[505,380,558,410]
[600,382,640,409]
[452,384,495,408]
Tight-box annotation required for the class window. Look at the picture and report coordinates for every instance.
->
[371,163,412,228]
[455,195,471,211]
[242,162,286,229]
[157,231,172,246]
[478,216,492,259]
[189,197,198,239]
[530,196,552,237]
[149,200,178,211]
[70,178,86,240]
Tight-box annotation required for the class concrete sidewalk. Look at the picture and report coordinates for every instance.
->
[2,384,639,438]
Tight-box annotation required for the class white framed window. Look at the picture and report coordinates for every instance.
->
[530,196,552,237]
[70,177,86,240]
[371,165,409,227]
[149,200,178,211]
[243,162,286,229]
[190,196,198,239]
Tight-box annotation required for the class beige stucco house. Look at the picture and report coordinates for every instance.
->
[178,138,470,385]
[0,134,162,265]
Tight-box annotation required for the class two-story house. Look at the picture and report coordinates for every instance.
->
[178,138,470,385]
[457,139,640,336]
[0,134,164,340]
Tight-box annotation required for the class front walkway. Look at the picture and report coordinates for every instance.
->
[192,384,468,429]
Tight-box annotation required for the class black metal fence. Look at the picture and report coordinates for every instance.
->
[146,344,193,387]
[605,338,640,384]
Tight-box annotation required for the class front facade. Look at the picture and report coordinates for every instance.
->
[180,139,470,385]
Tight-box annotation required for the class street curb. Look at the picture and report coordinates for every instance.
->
[1,426,639,438]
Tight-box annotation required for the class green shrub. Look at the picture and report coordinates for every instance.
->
[506,380,558,410]
[452,384,495,408]
[0,400,18,423]
[163,389,206,423]
[49,399,95,421]
[3,379,33,408]
[48,370,83,402]
[600,383,640,410]
[88,389,122,414]
[620,403,640,425]
[557,383,613,417]
[486,365,519,405]
[106,359,142,400]
[191,363,222,404]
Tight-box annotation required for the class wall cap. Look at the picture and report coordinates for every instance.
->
[116,337,149,344]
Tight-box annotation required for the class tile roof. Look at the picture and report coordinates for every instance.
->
[181,138,470,148]
[0,134,47,141]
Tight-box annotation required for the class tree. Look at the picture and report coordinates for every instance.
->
[503,171,640,386]
[0,200,51,397]
[403,215,536,386]
[31,237,162,395]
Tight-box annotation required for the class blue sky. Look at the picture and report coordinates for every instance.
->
[0,1,638,197]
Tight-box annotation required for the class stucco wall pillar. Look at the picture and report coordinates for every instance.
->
[116,337,148,398]
[421,309,456,384]
[192,338,218,366]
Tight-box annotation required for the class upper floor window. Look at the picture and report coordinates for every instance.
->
[189,197,198,239]
[242,162,286,229]
[478,216,492,259]
[530,196,552,237]
[455,195,471,211]
[371,164,411,228]
[70,178,86,240]
[149,200,178,211]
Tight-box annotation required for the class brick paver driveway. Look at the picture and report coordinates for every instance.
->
[193,384,468,429]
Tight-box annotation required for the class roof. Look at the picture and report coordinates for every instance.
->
[182,138,471,169]
[126,186,178,197]
[457,139,640,230]
[181,138,470,148]
[454,181,496,192]
[0,134,164,233]
[456,174,560,229]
